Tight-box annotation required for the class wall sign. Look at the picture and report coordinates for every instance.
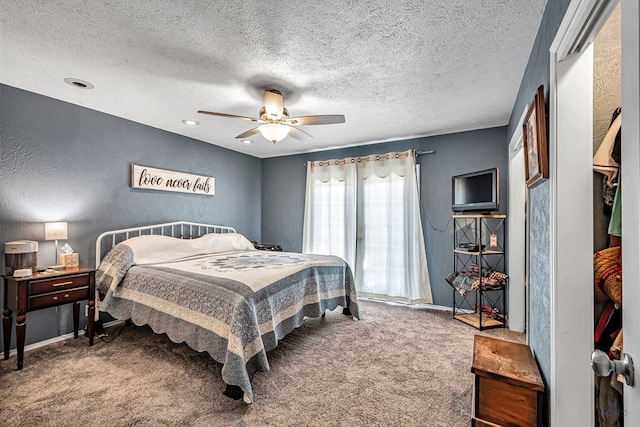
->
[131,164,215,196]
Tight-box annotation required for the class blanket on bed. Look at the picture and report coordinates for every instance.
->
[95,234,359,403]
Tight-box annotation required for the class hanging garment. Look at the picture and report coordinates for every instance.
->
[608,182,622,239]
[609,329,624,396]
[594,109,622,187]
[594,301,621,352]
[600,108,622,216]
[610,107,622,166]
[595,374,623,427]
[602,175,617,216]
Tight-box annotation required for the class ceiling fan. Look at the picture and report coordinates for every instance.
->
[198,89,345,144]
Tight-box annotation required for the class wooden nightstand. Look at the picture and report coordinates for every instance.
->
[2,266,96,370]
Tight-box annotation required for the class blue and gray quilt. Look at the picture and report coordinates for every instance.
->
[96,236,359,403]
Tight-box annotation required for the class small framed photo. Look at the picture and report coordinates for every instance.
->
[523,85,548,188]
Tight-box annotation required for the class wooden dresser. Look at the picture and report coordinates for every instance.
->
[471,335,544,426]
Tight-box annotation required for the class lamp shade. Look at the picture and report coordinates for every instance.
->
[45,222,68,240]
[258,124,290,143]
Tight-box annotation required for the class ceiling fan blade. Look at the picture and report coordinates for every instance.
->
[288,126,313,141]
[285,115,345,126]
[235,127,261,139]
[263,90,284,120]
[198,110,259,122]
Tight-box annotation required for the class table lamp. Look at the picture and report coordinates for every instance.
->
[45,221,68,268]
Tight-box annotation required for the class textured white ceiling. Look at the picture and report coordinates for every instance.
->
[0,0,548,158]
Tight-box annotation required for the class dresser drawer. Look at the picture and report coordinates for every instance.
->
[29,273,90,295]
[28,287,89,310]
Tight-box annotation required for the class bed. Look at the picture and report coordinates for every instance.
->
[94,222,360,403]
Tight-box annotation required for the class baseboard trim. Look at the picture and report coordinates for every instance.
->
[360,296,455,312]
[6,319,124,357]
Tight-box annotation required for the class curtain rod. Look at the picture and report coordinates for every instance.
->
[304,149,435,166]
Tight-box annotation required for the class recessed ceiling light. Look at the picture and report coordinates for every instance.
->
[181,119,200,126]
[242,140,253,144]
[63,78,94,89]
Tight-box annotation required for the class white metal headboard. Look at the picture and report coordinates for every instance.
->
[95,221,236,267]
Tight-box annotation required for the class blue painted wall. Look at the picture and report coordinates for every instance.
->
[0,85,262,350]
[506,0,572,422]
[262,127,508,307]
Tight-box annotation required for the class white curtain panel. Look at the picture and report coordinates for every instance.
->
[355,152,431,304]
[302,159,357,269]
[302,151,432,305]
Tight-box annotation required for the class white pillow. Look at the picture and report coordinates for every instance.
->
[200,233,256,254]
[123,233,255,265]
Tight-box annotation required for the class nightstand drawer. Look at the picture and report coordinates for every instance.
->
[28,287,89,310]
[29,273,90,295]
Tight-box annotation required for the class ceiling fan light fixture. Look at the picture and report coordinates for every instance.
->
[198,90,343,144]
[258,123,290,143]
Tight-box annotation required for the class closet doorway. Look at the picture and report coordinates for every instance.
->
[549,0,639,425]
[592,5,624,426]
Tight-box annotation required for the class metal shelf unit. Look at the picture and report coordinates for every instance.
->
[450,214,507,330]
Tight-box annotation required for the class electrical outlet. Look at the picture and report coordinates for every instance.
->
[85,305,89,317]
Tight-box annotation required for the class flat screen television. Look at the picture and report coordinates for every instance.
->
[451,168,499,213]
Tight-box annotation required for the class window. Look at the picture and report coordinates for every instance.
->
[303,151,431,304]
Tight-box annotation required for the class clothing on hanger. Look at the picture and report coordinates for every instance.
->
[594,108,622,187]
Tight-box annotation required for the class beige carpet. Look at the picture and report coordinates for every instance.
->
[0,300,524,426]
